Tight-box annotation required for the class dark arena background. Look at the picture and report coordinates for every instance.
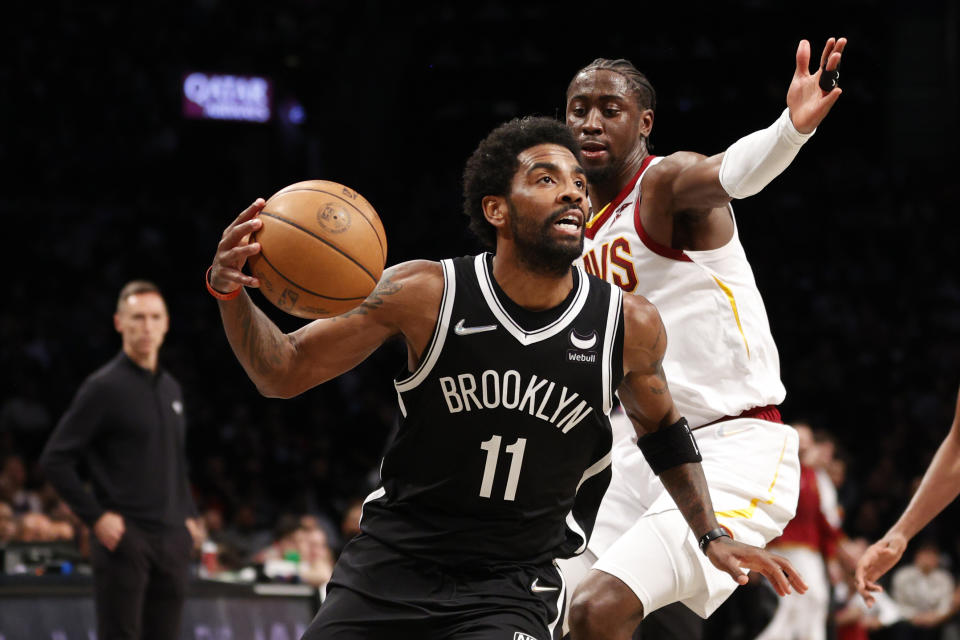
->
[3,1,959,638]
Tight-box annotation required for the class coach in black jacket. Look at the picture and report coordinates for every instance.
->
[42,280,201,640]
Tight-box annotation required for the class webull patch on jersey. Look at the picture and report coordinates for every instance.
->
[566,350,597,364]
[438,370,594,433]
[513,634,539,640]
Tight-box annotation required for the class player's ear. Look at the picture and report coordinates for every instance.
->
[482,195,508,230]
[639,109,654,138]
[113,313,122,333]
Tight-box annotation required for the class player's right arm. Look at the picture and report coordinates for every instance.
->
[209,199,443,399]
[856,387,960,605]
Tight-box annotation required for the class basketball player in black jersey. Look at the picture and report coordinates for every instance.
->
[207,117,805,639]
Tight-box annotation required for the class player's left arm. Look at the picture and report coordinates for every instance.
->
[617,294,807,596]
[649,37,847,220]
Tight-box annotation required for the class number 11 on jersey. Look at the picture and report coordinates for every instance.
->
[479,435,527,501]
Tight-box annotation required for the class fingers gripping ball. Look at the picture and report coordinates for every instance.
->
[248,180,387,319]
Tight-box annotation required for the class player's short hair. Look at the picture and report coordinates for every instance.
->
[569,58,657,112]
[463,116,581,248]
[116,280,163,311]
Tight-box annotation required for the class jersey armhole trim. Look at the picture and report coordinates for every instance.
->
[679,203,743,260]
[601,285,623,414]
[394,259,455,393]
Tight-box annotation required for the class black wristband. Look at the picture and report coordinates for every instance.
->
[698,528,731,555]
[636,417,702,475]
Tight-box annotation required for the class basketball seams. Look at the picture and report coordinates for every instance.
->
[255,249,368,301]
[270,188,386,262]
[258,211,380,285]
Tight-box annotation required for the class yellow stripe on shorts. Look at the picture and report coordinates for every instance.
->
[714,435,788,520]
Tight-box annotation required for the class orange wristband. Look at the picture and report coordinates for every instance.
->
[205,266,241,301]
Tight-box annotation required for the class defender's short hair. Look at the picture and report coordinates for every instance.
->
[569,58,657,112]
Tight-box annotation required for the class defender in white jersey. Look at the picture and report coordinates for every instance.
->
[560,38,848,639]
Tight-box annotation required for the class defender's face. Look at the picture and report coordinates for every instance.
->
[507,143,587,248]
[566,69,650,183]
[114,292,169,360]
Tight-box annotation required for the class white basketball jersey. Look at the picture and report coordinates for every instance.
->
[581,156,785,428]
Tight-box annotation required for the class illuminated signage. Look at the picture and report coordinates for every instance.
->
[182,72,272,123]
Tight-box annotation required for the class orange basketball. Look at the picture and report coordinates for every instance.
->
[247,180,387,319]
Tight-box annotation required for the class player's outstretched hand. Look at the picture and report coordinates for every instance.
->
[706,537,808,596]
[855,533,907,607]
[786,37,847,134]
[210,198,266,294]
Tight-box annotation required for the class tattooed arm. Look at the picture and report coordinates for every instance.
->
[209,199,443,398]
[617,293,680,432]
[617,294,719,535]
[616,294,806,596]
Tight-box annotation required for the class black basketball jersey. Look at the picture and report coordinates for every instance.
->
[359,254,626,569]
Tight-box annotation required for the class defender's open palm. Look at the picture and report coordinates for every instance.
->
[855,534,907,607]
[707,537,808,596]
[787,37,846,133]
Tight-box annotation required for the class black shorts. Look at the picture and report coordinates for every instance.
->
[303,533,566,640]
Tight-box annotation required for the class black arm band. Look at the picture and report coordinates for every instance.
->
[636,417,702,475]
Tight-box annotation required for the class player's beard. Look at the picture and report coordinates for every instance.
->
[584,163,616,186]
[508,201,584,278]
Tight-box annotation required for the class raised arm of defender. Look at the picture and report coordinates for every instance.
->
[640,37,846,244]
[617,294,807,596]
[208,198,443,398]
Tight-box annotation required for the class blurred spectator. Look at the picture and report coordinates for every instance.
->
[255,514,334,588]
[0,501,17,544]
[0,455,41,514]
[202,506,225,543]
[220,504,273,565]
[296,527,334,588]
[811,428,843,529]
[756,422,842,640]
[16,511,74,543]
[891,540,956,639]
[254,514,301,566]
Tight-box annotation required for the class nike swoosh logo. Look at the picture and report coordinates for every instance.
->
[718,423,753,437]
[530,578,559,593]
[454,319,497,336]
[569,330,597,350]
